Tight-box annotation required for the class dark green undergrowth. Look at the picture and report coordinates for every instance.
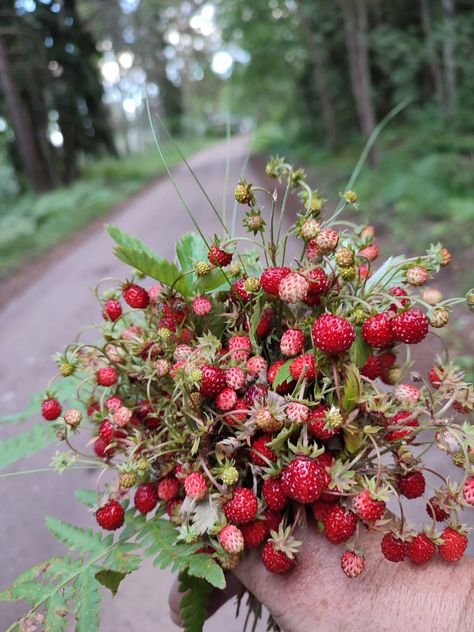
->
[0,137,211,278]
[254,119,474,258]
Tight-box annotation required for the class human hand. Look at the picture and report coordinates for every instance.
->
[170,523,474,632]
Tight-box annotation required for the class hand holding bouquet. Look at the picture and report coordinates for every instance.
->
[3,156,473,632]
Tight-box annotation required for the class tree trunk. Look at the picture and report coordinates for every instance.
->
[0,34,53,192]
[420,0,445,107]
[299,11,338,150]
[339,0,378,165]
[441,0,457,117]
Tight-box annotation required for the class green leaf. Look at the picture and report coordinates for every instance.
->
[272,359,292,389]
[94,570,127,597]
[0,394,42,425]
[0,424,56,470]
[74,567,101,632]
[196,267,230,294]
[343,428,364,454]
[178,572,213,632]
[175,231,207,273]
[74,488,97,508]
[43,589,69,632]
[364,255,405,293]
[349,335,371,369]
[45,516,113,558]
[187,555,225,589]
[342,367,361,412]
[106,225,190,295]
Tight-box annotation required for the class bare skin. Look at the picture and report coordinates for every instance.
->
[170,525,474,632]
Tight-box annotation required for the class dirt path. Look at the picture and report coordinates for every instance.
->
[0,136,268,631]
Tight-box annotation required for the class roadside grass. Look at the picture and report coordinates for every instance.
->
[0,137,211,278]
[253,120,474,289]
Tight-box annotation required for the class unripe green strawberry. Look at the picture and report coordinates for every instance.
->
[134,457,150,473]
[335,247,354,268]
[119,470,137,489]
[59,361,75,377]
[429,308,449,328]
[465,290,474,311]
[300,219,320,240]
[339,266,356,281]
[234,180,255,205]
[221,466,239,486]
[244,277,261,292]
[195,261,211,276]
[243,210,265,234]
[216,551,240,569]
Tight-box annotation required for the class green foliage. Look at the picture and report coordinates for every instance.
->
[178,571,213,632]
[0,424,56,471]
[139,518,225,589]
[106,225,190,296]
[94,570,127,597]
[342,367,361,412]
[272,359,293,389]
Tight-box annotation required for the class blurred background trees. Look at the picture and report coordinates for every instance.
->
[0,0,473,279]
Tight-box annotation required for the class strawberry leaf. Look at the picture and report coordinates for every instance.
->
[178,571,213,632]
[0,424,56,471]
[94,569,127,597]
[272,359,292,389]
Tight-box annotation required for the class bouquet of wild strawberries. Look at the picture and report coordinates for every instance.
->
[3,156,473,632]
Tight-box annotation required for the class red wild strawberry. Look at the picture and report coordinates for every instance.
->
[107,396,123,412]
[218,525,245,554]
[392,309,429,344]
[228,398,249,424]
[157,476,181,501]
[268,360,295,394]
[99,419,126,444]
[286,402,309,423]
[385,410,419,442]
[261,541,296,574]
[240,521,269,548]
[381,533,409,562]
[230,279,251,304]
[289,353,316,381]
[225,367,246,390]
[215,387,238,412]
[354,490,385,522]
[398,471,426,499]
[307,404,339,441]
[228,335,252,362]
[184,472,207,500]
[97,366,118,387]
[428,365,444,389]
[134,483,158,514]
[103,299,122,321]
[303,291,321,307]
[224,487,258,525]
[94,436,113,458]
[262,477,288,511]
[263,509,283,532]
[409,533,436,564]
[426,497,450,522]
[256,308,273,337]
[341,550,365,578]
[394,383,420,403]
[439,527,468,562]
[280,329,305,356]
[305,267,330,294]
[251,435,277,466]
[260,266,291,295]
[361,312,394,348]
[360,355,382,380]
[463,477,474,506]
[246,355,267,378]
[378,350,397,371]
[41,398,62,421]
[200,365,226,397]
[278,272,309,303]
[122,284,150,309]
[324,505,358,544]
[208,243,233,267]
[358,264,371,279]
[389,286,409,312]
[359,244,379,261]
[192,295,212,316]
[244,383,267,405]
[281,457,326,504]
[312,313,356,354]
[96,499,124,530]
[311,499,335,522]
